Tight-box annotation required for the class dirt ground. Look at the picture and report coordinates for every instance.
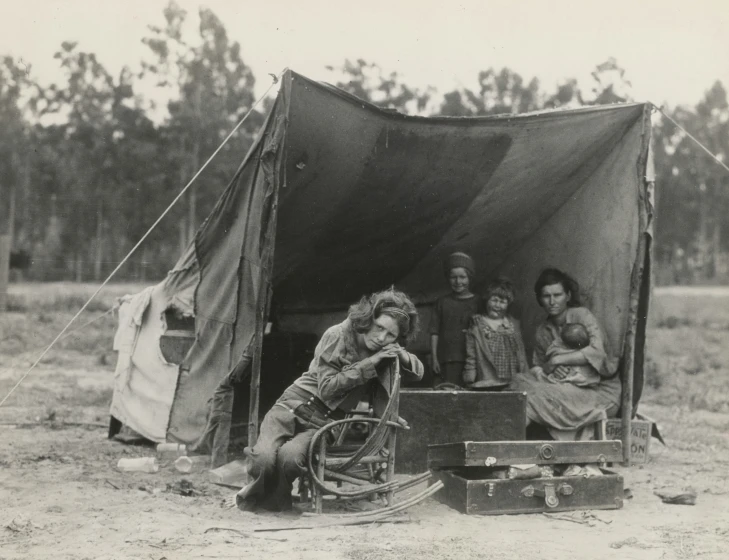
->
[1,284,729,560]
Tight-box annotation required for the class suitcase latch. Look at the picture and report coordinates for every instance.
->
[539,444,555,460]
[521,483,573,508]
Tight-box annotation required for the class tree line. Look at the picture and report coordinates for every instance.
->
[0,1,727,285]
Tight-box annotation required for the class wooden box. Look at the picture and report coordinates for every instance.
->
[602,419,652,463]
[395,390,527,474]
[428,440,624,515]
[432,468,624,515]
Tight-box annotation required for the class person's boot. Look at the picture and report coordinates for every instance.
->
[235,480,259,512]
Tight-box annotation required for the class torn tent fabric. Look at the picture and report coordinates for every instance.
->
[110,70,653,444]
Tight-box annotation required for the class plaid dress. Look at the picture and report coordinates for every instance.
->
[463,315,528,387]
[479,319,523,381]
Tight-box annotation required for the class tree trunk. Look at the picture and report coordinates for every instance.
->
[15,149,30,281]
[187,171,197,243]
[75,252,83,283]
[140,245,148,283]
[697,181,710,282]
[8,171,16,250]
[178,137,189,253]
[188,82,203,243]
[710,211,721,280]
[5,170,17,287]
[94,199,103,282]
[0,175,10,310]
[178,221,188,255]
[0,235,9,312]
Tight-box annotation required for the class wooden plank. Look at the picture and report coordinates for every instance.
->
[395,390,527,474]
[432,469,624,515]
[428,440,623,468]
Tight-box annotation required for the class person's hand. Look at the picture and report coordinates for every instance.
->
[431,355,441,375]
[370,344,401,366]
[545,353,564,370]
[551,365,571,380]
[392,344,411,368]
[371,344,412,368]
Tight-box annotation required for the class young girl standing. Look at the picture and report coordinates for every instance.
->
[463,277,529,389]
[429,252,480,387]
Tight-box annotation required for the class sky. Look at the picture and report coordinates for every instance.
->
[1,0,728,110]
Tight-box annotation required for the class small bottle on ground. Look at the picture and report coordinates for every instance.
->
[156,443,187,458]
[117,457,159,473]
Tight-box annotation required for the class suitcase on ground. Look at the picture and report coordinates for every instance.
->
[395,390,527,474]
[428,440,624,515]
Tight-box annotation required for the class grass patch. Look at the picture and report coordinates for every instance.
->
[1,309,119,360]
[644,289,729,414]
[0,373,113,409]
[1,282,149,367]
[6,282,148,313]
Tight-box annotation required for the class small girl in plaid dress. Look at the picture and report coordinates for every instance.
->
[463,277,528,389]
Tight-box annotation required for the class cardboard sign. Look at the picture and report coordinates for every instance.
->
[605,419,652,463]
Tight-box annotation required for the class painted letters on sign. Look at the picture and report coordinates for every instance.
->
[605,420,652,463]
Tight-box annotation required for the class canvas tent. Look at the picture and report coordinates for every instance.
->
[110,70,654,462]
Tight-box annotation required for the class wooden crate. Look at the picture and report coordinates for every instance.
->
[602,419,652,463]
[432,468,624,515]
[394,390,527,474]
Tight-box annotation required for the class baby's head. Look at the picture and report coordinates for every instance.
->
[561,323,590,350]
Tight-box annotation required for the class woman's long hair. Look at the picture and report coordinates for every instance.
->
[533,268,581,308]
[348,288,419,344]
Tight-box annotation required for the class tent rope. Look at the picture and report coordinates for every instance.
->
[653,103,729,176]
[0,70,286,409]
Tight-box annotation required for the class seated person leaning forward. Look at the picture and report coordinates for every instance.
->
[236,289,424,512]
[462,277,528,390]
[510,268,621,441]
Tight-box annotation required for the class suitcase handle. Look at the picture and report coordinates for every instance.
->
[521,482,573,508]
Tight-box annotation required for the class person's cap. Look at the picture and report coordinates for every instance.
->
[445,252,475,278]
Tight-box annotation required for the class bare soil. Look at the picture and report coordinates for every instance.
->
[1,284,728,559]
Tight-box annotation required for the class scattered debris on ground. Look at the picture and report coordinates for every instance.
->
[166,479,203,497]
[654,487,698,505]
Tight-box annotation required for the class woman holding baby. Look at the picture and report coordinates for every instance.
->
[510,268,622,442]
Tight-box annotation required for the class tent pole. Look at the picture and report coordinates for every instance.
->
[619,106,653,465]
[248,283,271,448]
[621,184,651,465]
[247,191,279,447]
[247,124,286,448]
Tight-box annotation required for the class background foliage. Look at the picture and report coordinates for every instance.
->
[0,2,726,284]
